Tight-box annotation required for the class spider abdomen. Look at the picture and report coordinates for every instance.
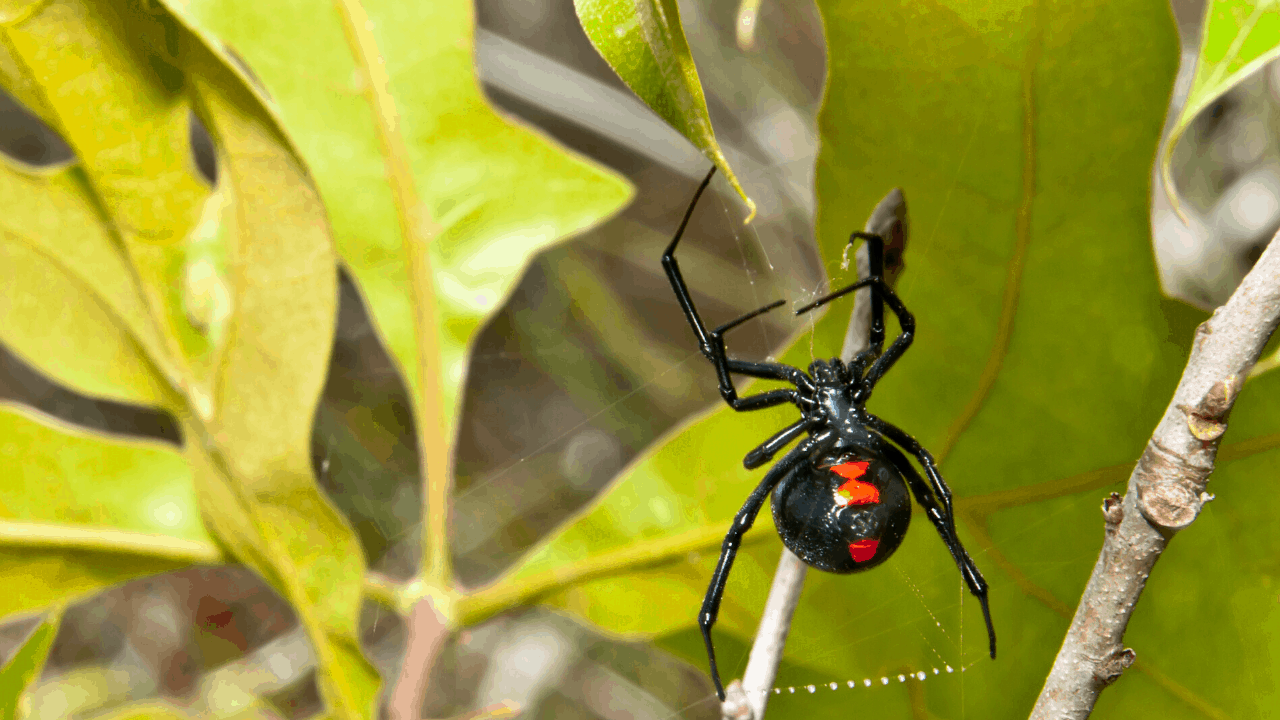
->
[770,451,911,574]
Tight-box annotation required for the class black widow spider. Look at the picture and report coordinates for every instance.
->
[662,168,995,700]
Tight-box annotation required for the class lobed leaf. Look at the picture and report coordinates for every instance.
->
[164,0,634,591]
[1,1,378,715]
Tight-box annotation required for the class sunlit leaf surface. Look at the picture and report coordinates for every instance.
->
[573,0,756,217]
[0,1,377,715]
[467,1,1280,717]
[0,404,219,617]
[165,0,634,589]
[1160,0,1280,210]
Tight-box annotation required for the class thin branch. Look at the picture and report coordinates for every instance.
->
[720,189,908,719]
[388,596,451,720]
[1030,229,1280,719]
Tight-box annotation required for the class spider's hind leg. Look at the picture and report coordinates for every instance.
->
[700,434,829,700]
[872,421,996,659]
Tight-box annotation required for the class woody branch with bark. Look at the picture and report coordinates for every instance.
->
[1030,228,1280,718]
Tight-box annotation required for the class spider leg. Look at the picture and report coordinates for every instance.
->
[700,432,832,700]
[866,416,954,532]
[794,273,914,393]
[869,417,996,659]
[743,416,819,469]
[850,231,887,354]
[725,359,816,393]
[662,167,813,411]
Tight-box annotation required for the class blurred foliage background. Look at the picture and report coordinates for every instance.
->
[2,0,1280,719]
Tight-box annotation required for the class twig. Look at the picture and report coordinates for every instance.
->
[720,189,908,719]
[388,596,451,720]
[1030,229,1280,719]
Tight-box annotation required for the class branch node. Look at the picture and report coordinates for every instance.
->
[1093,647,1136,686]
[1134,442,1212,531]
[1177,374,1240,442]
[1101,492,1123,529]
[1201,374,1241,416]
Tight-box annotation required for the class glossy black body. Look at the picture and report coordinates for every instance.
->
[662,168,996,701]
[772,450,911,573]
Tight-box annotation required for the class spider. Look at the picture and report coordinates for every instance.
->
[662,168,996,700]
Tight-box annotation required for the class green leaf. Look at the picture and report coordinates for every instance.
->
[0,0,216,402]
[0,608,61,720]
[0,404,220,618]
[466,1,1274,717]
[0,221,172,411]
[1159,0,1280,211]
[573,0,755,218]
[1,3,378,716]
[164,0,634,592]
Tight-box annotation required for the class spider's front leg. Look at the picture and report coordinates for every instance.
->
[661,167,810,413]
[848,231,888,355]
[699,432,831,700]
[793,271,915,394]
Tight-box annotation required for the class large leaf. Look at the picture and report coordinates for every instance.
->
[1159,0,1280,211]
[456,0,1280,717]
[573,0,755,218]
[0,2,377,716]
[164,0,634,592]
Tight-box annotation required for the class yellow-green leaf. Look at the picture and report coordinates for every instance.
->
[1,3,379,716]
[181,42,380,720]
[0,608,61,720]
[163,0,634,592]
[1159,0,1280,211]
[573,0,754,217]
[0,403,220,618]
[0,226,171,410]
[0,0,214,399]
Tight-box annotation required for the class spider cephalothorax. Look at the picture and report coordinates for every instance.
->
[663,167,995,700]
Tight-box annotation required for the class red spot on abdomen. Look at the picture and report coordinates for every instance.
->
[832,461,878,506]
[848,539,879,562]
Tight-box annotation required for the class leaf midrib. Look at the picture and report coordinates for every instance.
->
[933,13,1041,466]
[0,519,221,562]
[331,0,453,589]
